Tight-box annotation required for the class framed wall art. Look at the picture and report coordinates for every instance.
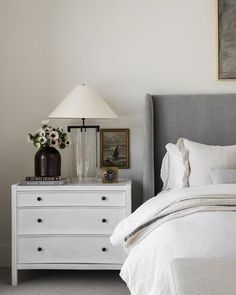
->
[218,0,236,79]
[100,129,129,169]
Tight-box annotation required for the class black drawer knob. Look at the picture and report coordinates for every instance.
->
[102,247,107,252]
[37,197,42,201]
[37,218,42,223]
[102,218,107,223]
[101,196,106,201]
[37,247,42,252]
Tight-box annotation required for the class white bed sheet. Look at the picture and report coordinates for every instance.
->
[111,184,236,295]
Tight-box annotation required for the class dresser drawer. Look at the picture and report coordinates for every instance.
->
[17,191,126,207]
[18,208,125,235]
[18,236,125,264]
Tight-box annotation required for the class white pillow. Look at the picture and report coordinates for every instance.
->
[161,143,189,190]
[179,138,236,186]
[211,168,236,184]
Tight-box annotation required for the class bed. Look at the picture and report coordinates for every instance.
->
[111,94,236,295]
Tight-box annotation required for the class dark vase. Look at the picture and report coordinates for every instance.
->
[34,146,61,177]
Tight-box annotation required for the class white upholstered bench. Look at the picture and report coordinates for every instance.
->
[170,258,236,295]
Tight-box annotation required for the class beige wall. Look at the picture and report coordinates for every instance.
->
[1,0,236,266]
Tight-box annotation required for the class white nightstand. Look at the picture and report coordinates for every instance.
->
[11,179,131,286]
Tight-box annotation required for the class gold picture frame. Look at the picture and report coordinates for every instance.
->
[218,0,236,79]
[100,129,129,169]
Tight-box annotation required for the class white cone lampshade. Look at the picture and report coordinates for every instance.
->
[48,84,118,180]
[49,84,118,119]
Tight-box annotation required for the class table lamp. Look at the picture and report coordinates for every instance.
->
[49,84,118,179]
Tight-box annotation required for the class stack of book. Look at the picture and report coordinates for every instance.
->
[21,176,66,186]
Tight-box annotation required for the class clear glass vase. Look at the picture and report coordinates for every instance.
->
[71,128,98,181]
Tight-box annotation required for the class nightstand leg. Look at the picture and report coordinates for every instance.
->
[11,185,18,286]
[12,267,18,286]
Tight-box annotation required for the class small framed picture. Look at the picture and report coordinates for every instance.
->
[100,129,129,169]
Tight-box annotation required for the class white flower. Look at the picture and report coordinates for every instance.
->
[50,139,58,148]
[29,122,69,151]
[42,120,49,125]
[38,129,46,137]
[49,130,59,140]
[38,136,47,144]
[45,126,51,133]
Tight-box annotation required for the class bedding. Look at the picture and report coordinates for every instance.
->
[211,168,236,184]
[111,184,236,295]
[160,143,189,190]
[178,139,236,186]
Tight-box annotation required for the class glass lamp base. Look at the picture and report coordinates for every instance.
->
[71,128,98,179]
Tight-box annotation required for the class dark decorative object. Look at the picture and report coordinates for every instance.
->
[34,146,61,177]
[100,129,129,169]
[218,0,236,79]
[28,120,70,178]
[102,167,119,183]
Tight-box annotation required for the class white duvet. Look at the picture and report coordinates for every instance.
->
[111,184,236,295]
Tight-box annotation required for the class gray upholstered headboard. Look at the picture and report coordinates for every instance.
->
[143,94,236,201]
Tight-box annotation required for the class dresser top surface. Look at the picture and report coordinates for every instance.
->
[13,178,131,191]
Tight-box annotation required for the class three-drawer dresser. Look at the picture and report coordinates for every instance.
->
[11,179,131,286]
